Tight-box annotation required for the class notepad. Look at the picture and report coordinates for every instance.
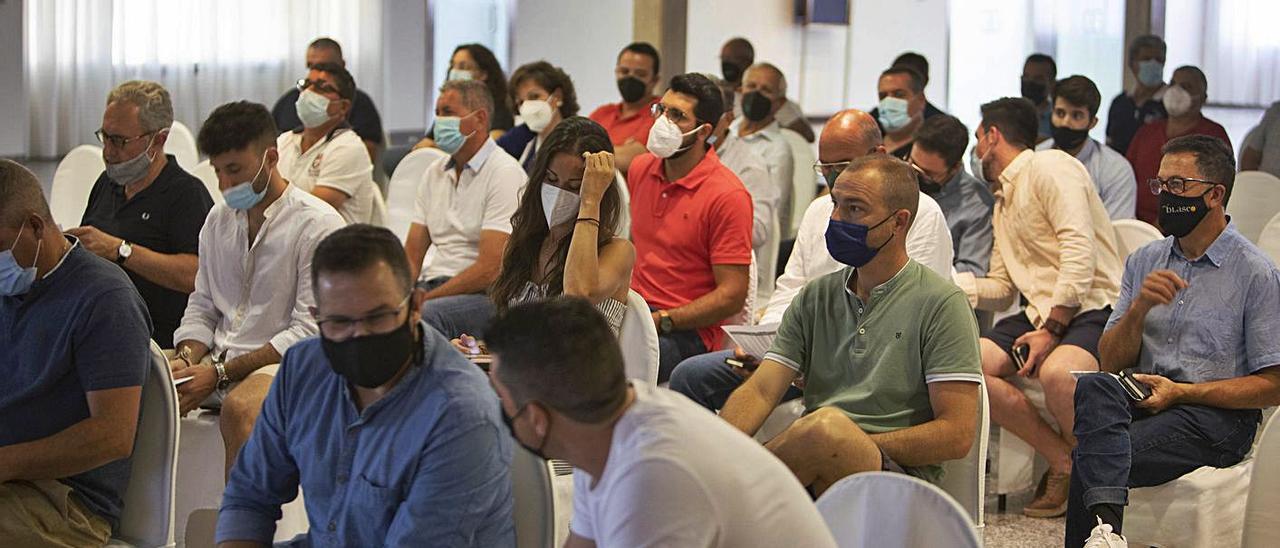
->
[721,323,780,358]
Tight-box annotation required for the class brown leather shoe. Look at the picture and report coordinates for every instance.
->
[1024,470,1070,518]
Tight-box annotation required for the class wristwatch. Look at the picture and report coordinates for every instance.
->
[1042,318,1068,339]
[212,353,232,390]
[115,240,133,265]
[658,310,674,334]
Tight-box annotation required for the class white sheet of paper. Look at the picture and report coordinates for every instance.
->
[173,375,195,386]
[722,323,780,359]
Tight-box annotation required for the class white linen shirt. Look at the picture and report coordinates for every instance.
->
[276,128,379,225]
[717,136,779,250]
[725,118,795,233]
[412,138,525,281]
[761,192,954,324]
[174,185,345,360]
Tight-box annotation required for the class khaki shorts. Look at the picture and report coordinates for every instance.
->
[0,479,112,547]
[163,349,279,407]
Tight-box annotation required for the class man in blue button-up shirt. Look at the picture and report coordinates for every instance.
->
[216,224,514,547]
[1067,135,1280,547]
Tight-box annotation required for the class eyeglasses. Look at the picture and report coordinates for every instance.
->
[813,160,851,180]
[316,295,411,340]
[296,78,339,95]
[1148,176,1217,196]
[650,102,692,124]
[94,129,154,149]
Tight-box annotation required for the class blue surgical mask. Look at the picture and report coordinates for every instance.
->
[295,89,333,129]
[1138,60,1164,88]
[878,97,912,132]
[222,150,271,211]
[825,214,895,268]
[434,112,478,155]
[0,221,41,297]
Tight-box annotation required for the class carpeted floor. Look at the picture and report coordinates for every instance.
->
[984,488,1065,547]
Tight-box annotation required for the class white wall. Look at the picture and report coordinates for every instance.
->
[846,0,949,113]
[510,0,633,116]
[381,0,429,134]
[685,0,802,97]
[0,0,27,157]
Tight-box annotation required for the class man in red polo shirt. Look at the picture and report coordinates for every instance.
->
[590,42,662,175]
[1126,65,1232,230]
[628,72,754,384]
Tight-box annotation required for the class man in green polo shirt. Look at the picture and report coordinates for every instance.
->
[720,154,982,494]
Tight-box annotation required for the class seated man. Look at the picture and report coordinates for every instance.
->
[719,37,815,142]
[0,160,152,545]
[909,114,994,276]
[173,101,345,474]
[217,225,514,546]
[627,73,753,383]
[1069,136,1280,547]
[1022,53,1058,143]
[709,76,779,260]
[403,79,524,340]
[722,63,795,235]
[958,97,1123,519]
[1037,75,1137,220]
[486,297,836,548]
[272,37,383,163]
[1105,35,1168,156]
[875,66,930,160]
[589,42,663,174]
[73,80,214,349]
[276,62,380,224]
[1240,100,1280,177]
[867,52,947,130]
[670,109,954,411]
[718,155,981,494]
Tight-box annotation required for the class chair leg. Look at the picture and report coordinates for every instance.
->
[998,494,1007,513]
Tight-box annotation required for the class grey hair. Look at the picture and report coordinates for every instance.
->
[440,79,495,119]
[747,62,787,98]
[107,80,175,134]
[0,160,52,226]
[1128,35,1167,64]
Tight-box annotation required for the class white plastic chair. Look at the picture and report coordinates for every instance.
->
[49,144,106,229]
[1256,211,1280,265]
[164,121,199,171]
[756,212,782,307]
[613,170,632,240]
[1113,218,1165,259]
[1243,410,1280,547]
[816,472,981,548]
[108,341,179,548]
[780,128,817,240]
[190,160,224,206]
[370,183,389,228]
[619,290,660,385]
[511,446,556,548]
[386,148,448,242]
[1226,170,1280,243]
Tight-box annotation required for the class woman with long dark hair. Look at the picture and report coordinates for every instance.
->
[447,43,514,131]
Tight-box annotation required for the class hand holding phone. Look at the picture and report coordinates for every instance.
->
[1118,370,1153,401]
[1011,344,1030,371]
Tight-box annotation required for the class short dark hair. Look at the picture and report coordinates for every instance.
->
[842,154,920,226]
[1162,135,1237,204]
[0,160,52,225]
[723,37,755,64]
[509,61,580,118]
[311,224,414,298]
[197,101,278,157]
[619,42,661,76]
[309,61,356,102]
[486,297,627,424]
[1174,65,1209,94]
[1025,53,1058,78]
[979,97,1039,149]
[309,37,343,59]
[1128,34,1167,64]
[668,73,723,127]
[892,52,930,86]
[880,66,924,94]
[914,114,970,167]
[1054,75,1102,118]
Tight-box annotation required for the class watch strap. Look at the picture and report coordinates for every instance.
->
[115,240,131,265]
[1042,318,1068,338]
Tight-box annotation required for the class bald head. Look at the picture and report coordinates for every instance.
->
[0,160,51,227]
[819,109,884,164]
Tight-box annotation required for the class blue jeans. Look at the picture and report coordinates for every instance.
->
[655,330,707,385]
[1064,373,1259,546]
[669,350,803,411]
[418,278,496,340]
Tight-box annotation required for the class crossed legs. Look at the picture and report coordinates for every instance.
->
[765,407,883,496]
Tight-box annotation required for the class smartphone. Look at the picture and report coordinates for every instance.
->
[724,357,759,372]
[1011,344,1030,371]
[1118,370,1153,401]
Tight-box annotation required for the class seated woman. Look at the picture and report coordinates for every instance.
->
[496,61,580,172]
[457,117,634,356]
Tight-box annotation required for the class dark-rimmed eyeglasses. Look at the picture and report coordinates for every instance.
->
[1148,176,1217,196]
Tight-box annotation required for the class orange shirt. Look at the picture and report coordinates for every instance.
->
[589,97,661,146]
[627,149,754,351]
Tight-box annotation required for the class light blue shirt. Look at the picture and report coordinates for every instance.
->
[1038,138,1136,220]
[930,169,995,276]
[1106,224,1280,383]
[216,324,515,547]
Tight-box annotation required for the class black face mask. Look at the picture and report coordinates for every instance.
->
[321,313,417,389]
[1051,124,1090,151]
[501,402,549,460]
[1158,187,1214,238]
[1021,79,1048,105]
[617,77,647,103]
[721,61,745,84]
[916,171,945,196]
[741,91,772,122]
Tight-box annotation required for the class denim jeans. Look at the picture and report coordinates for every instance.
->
[669,350,803,411]
[655,330,708,385]
[418,278,497,340]
[1064,373,1259,546]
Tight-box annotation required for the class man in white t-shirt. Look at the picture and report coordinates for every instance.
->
[486,298,836,548]
[275,62,379,225]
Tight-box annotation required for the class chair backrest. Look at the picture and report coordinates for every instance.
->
[190,160,224,206]
[1242,411,1280,548]
[49,144,106,229]
[619,290,660,385]
[816,472,981,548]
[726,250,758,331]
[1112,219,1164,259]
[613,170,632,239]
[1257,211,1280,265]
[936,379,991,528]
[780,128,817,240]
[511,446,556,548]
[386,147,448,241]
[113,341,179,547]
[756,212,782,308]
[370,182,389,228]
[1226,170,1280,244]
[164,121,199,171]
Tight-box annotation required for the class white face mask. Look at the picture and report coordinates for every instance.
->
[296,89,333,128]
[646,115,703,159]
[520,99,555,133]
[1163,84,1194,117]
[448,69,473,82]
[540,183,580,229]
